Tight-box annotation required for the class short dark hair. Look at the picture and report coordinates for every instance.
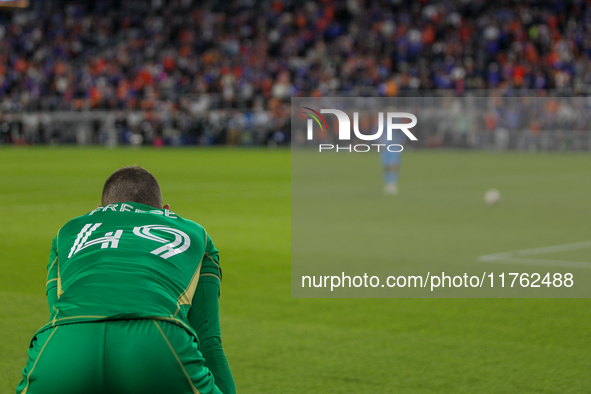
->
[102,166,163,209]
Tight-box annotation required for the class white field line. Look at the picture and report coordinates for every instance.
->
[478,241,591,269]
[482,257,591,269]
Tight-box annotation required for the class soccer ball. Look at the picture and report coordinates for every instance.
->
[484,189,501,205]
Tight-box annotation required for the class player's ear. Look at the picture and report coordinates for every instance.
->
[97,204,101,208]
[163,204,170,210]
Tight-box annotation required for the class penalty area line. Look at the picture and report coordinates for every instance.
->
[478,241,591,269]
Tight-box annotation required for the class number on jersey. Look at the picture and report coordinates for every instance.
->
[133,225,191,259]
[68,223,190,260]
[68,223,123,258]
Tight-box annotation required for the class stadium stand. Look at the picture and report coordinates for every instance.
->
[0,0,590,147]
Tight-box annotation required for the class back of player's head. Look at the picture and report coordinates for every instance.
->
[102,166,163,209]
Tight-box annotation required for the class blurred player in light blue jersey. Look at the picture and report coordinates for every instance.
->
[380,125,405,195]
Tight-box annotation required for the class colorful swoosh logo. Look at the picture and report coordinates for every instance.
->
[302,107,328,132]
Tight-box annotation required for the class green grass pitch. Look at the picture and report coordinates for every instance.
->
[1,147,590,393]
[291,150,591,297]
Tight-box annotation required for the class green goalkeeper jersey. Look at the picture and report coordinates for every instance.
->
[40,202,235,394]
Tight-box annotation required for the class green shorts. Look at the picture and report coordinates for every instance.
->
[17,319,222,394]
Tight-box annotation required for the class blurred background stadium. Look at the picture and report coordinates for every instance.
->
[1,0,591,393]
[1,0,591,150]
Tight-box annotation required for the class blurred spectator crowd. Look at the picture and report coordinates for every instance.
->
[1,0,590,145]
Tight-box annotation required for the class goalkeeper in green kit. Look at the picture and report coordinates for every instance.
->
[17,166,235,394]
